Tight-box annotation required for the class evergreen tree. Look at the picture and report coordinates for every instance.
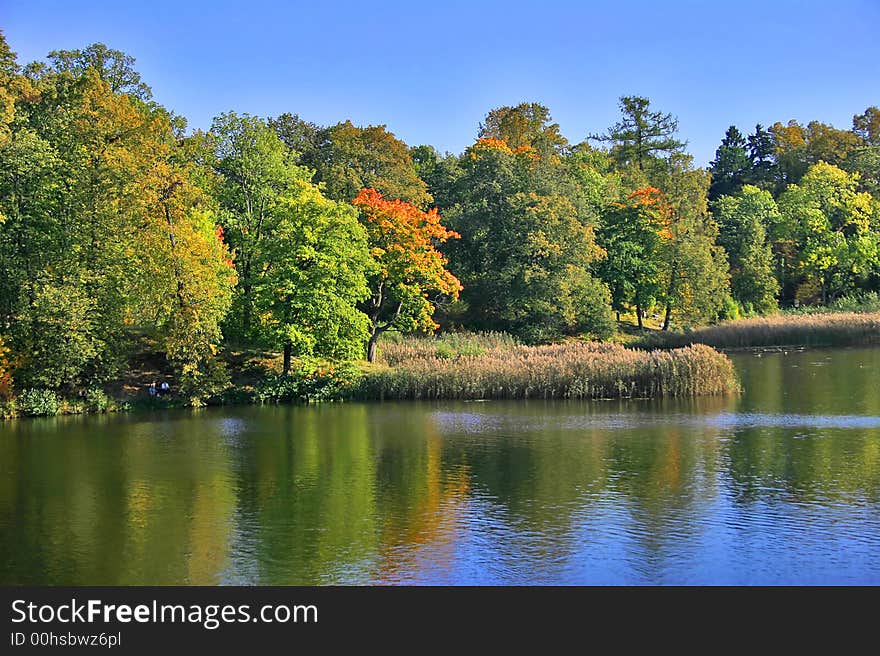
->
[709,126,750,200]
[592,96,686,173]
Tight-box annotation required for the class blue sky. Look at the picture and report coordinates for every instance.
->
[2,0,879,165]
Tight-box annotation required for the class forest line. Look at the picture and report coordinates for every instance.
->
[1,35,878,409]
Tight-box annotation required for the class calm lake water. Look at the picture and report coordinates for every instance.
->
[2,347,880,585]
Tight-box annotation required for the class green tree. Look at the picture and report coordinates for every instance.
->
[44,42,153,100]
[592,96,686,173]
[205,112,296,338]
[443,137,613,342]
[777,162,878,303]
[255,183,372,372]
[709,126,750,200]
[268,112,321,162]
[597,188,667,327]
[478,103,568,155]
[713,186,780,314]
[853,106,880,146]
[745,124,779,190]
[653,157,730,328]
[205,112,372,369]
[309,120,431,206]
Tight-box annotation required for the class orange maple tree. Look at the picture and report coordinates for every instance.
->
[352,188,462,361]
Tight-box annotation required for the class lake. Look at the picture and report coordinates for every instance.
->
[2,347,879,585]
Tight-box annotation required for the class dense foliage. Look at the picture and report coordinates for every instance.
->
[1,32,878,409]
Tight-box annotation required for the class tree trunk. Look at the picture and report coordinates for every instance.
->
[366,330,379,363]
[662,304,672,331]
[282,341,292,376]
[636,303,643,329]
[616,311,621,323]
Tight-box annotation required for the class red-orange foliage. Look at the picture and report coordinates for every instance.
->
[0,336,12,400]
[626,186,673,240]
[353,188,462,338]
[471,137,513,154]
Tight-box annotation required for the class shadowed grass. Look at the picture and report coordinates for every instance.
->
[633,312,880,350]
[358,338,737,400]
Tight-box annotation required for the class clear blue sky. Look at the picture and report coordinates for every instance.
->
[3,0,879,165]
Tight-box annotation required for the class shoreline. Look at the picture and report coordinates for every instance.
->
[6,312,879,421]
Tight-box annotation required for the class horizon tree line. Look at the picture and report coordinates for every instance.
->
[1,34,878,402]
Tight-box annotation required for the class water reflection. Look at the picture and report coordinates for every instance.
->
[1,348,880,584]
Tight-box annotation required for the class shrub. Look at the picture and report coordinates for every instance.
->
[0,399,17,419]
[85,388,113,413]
[254,359,362,404]
[177,357,231,407]
[17,388,61,417]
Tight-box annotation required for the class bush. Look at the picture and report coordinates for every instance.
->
[17,388,61,416]
[0,399,17,419]
[177,357,231,407]
[85,388,113,413]
[254,359,362,404]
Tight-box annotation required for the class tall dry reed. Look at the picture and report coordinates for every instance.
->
[636,312,880,350]
[358,339,737,400]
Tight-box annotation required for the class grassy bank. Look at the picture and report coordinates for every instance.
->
[633,312,880,350]
[359,337,737,400]
[1,332,740,417]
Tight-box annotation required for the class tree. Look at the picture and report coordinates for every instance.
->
[777,162,878,303]
[0,44,234,398]
[44,42,153,101]
[597,188,668,328]
[138,163,237,402]
[853,106,880,146]
[255,183,371,373]
[845,146,880,196]
[592,96,686,172]
[206,112,296,339]
[0,31,35,150]
[442,137,614,341]
[745,124,778,190]
[309,121,431,206]
[268,112,321,161]
[772,119,862,187]
[771,120,810,186]
[205,112,372,370]
[709,126,751,200]
[352,189,461,362]
[478,103,568,155]
[653,156,730,328]
[805,121,861,166]
[713,186,780,314]
[846,107,880,196]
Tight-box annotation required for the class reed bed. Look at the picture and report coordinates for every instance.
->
[357,341,737,400]
[377,331,519,367]
[635,312,880,350]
